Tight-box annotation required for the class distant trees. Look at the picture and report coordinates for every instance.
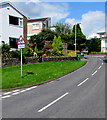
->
[29,22,101,55]
[86,38,101,53]
[55,22,72,35]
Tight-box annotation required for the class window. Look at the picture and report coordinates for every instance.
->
[19,18,23,27]
[9,15,19,25]
[9,37,18,48]
[33,23,39,30]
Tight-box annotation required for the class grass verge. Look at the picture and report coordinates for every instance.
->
[2,61,87,89]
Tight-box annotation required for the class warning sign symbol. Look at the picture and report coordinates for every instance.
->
[17,35,26,45]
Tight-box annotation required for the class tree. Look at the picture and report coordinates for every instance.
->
[55,22,72,35]
[52,36,63,55]
[29,29,57,51]
[70,24,87,51]
[86,38,101,53]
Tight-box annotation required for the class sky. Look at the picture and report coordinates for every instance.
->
[1,0,106,38]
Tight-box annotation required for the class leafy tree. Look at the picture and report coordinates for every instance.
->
[39,29,57,41]
[70,24,86,51]
[55,22,72,35]
[86,38,101,53]
[29,29,57,51]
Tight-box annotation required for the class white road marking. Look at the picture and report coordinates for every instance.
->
[38,92,69,112]
[20,89,27,93]
[12,89,20,93]
[3,92,12,95]
[12,92,20,95]
[77,78,89,87]
[98,66,102,69]
[102,62,103,65]
[92,70,98,76]
[1,95,11,99]
[25,86,37,91]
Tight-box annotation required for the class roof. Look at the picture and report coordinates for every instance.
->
[27,17,50,23]
[97,32,106,35]
[0,2,27,18]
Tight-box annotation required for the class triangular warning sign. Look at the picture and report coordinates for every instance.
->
[17,35,26,45]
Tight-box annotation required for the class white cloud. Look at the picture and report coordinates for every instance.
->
[1,0,40,2]
[14,2,69,24]
[65,11,105,38]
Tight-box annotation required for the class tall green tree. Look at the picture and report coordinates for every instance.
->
[86,38,101,53]
[70,24,86,51]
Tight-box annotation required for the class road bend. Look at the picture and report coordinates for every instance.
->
[2,56,105,118]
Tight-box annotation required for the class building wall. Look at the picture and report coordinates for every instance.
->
[101,38,107,52]
[27,22,43,36]
[0,4,23,45]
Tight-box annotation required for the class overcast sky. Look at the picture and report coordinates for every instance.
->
[1,0,106,38]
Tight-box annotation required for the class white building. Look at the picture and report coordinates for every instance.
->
[0,2,27,49]
[97,32,107,53]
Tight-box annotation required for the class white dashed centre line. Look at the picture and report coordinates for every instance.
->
[77,78,89,87]
[98,66,102,69]
[92,70,97,76]
[38,92,69,112]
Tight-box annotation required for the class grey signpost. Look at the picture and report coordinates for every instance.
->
[17,35,25,77]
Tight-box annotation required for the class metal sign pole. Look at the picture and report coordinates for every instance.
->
[21,48,22,77]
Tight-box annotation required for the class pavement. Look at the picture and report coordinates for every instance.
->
[1,56,106,119]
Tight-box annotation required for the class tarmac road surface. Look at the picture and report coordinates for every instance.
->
[2,56,106,119]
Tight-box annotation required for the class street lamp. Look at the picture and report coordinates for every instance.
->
[74,23,81,55]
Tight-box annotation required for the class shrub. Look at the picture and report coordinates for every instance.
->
[2,44,10,54]
[10,50,20,58]
[23,47,33,57]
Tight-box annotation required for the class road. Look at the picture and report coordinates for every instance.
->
[1,56,106,118]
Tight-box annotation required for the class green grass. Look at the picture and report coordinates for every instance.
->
[1,61,87,89]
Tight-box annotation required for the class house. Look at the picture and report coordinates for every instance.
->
[49,26,57,32]
[0,2,27,49]
[97,32,107,52]
[27,17,51,40]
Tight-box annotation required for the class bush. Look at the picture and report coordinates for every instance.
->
[2,44,10,54]
[10,50,20,58]
[51,50,63,56]
[23,47,33,57]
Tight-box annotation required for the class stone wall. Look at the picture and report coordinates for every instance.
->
[2,56,77,67]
